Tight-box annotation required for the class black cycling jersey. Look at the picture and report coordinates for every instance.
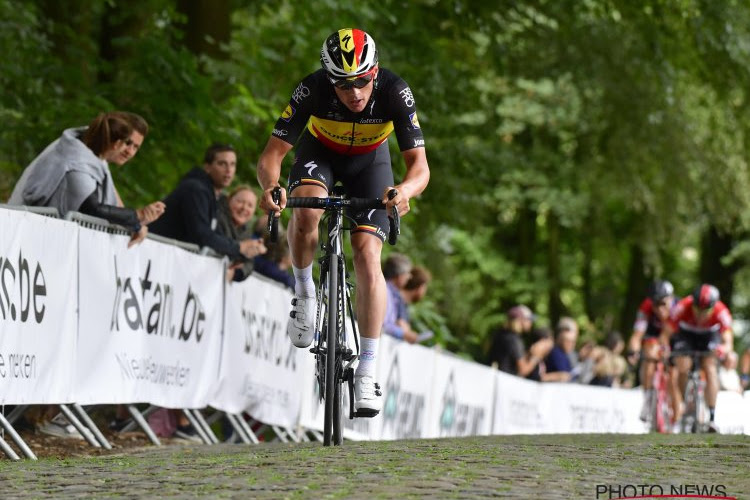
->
[271,68,425,155]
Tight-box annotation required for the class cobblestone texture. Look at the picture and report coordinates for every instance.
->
[0,433,748,498]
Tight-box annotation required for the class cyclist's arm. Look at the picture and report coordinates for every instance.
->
[385,147,430,215]
[628,329,644,354]
[257,136,293,212]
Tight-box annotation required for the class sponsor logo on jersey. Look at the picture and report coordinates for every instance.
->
[272,128,288,138]
[413,138,425,147]
[409,112,421,129]
[360,118,384,124]
[399,87,415,108]
[281,104,295,122]
[291,83,310,104]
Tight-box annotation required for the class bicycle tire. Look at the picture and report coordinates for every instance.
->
[682,376,698,433]
[323,252,338,446]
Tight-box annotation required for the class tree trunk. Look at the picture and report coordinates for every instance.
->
[547,212,565,325]
[699,224,737,308]
[620,244,647,338]
[176,0,231,59]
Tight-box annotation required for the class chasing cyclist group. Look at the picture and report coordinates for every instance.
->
[629,280,749,433]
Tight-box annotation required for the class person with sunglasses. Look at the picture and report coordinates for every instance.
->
[257,28,430,416]
[664,283,734,432]
[627,280,676,421]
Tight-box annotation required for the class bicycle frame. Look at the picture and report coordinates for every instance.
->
[649,355,671,433]
[673,350,710,433]
[268,187,398,446]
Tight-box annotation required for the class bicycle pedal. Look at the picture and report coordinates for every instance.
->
[353,409,380,418]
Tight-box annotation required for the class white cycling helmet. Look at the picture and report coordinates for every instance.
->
[320,28,378,81]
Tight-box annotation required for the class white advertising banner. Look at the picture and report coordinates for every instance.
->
[424,351,496,438]
[211,275,308,428]
[375,335,436,440]
[74,228,224,408]
[0,209,78,404]
[493,371,645,434]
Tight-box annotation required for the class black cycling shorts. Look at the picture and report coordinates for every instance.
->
[287,131,394,242]
[671,330,721,355]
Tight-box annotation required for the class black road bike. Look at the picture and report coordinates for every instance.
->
[269,186,398,446]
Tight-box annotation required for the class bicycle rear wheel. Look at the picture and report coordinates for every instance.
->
[323,252,338,446]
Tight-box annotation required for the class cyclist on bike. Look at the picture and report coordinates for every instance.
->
[628,279,675,421]
[665,283,733,432]
[257,29,430,416]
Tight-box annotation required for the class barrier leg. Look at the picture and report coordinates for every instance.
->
[0,435,21,461]
[182,410,211,445]
[283,426,301,443]
[234,413,261,444]
[189,409,219,444]
[73,404,112,450]
[224,414,252,444]
[0,413,35,460]
[59,404,100,448]
[6,405,29,425]
[308,429,324,443]
[127,405,160,446]
[270,425,289,443]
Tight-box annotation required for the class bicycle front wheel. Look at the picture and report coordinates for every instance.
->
[682,376,699,433]
[323,252,339,446]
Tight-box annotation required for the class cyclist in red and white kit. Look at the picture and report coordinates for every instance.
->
[664,283,733,432]
[257,29,430,416]
[628,280,675,422]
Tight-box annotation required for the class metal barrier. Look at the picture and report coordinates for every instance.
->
[0,203,60,218]
[0,205,295,459]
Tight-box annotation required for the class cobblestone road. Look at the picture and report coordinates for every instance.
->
[1,434,748,498]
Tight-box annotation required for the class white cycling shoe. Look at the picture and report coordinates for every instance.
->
[354,375,382,416]
[287,295,316,348]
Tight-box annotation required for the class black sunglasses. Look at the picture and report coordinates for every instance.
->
[332,73,374,90]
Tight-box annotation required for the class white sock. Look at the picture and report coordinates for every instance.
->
[293,264,315,297]
[356,337,379,378]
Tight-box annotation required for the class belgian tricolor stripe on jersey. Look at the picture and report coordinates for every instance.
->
[307,117,394,155]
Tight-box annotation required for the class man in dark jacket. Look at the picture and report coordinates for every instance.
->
[487,305,553,377]
[150,143,258,260]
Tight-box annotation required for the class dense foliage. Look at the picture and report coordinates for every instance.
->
[3,0,750,358]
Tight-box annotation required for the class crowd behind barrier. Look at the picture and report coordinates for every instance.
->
[2,207,750,458]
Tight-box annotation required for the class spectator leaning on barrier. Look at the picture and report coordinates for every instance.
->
[8,111,165,247]
[487,305,553,377]
[149,143,261,261]
[382,253,416,343]
[216,184,267,282]
[542,317,579,382]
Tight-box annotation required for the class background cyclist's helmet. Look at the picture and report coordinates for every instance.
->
[320,28,378,82]
[649,279,674,303]
[692,283,719,310]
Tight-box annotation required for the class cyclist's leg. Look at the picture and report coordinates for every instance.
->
[287,134,334,272]
[340,144,392,413]
[639,338,659,421]
[641,338,660,390]
[285,135,334,347]
[702,332,722,427]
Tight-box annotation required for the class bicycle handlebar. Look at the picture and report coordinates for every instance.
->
[267,187,400,245]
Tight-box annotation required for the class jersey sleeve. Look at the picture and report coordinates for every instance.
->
[271,74,317,146]
[387,78,425,152]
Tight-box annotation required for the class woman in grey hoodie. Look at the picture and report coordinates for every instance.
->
[9,111,164,246]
